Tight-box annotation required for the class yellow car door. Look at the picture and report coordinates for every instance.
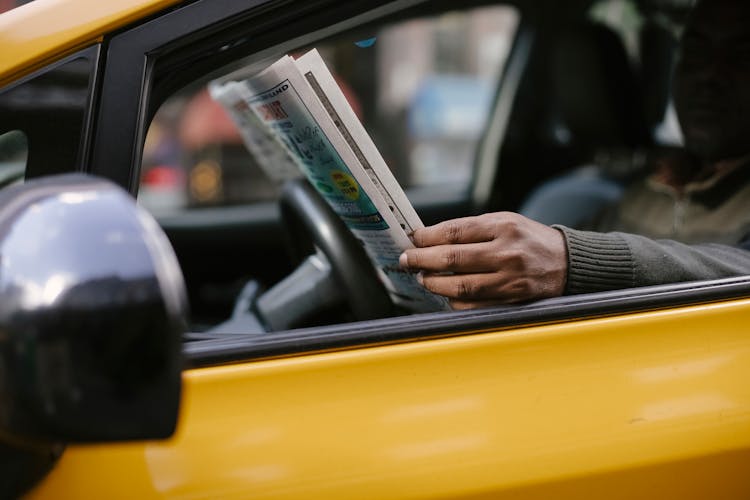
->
[30,292,750,499]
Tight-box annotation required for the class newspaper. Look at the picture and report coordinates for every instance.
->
[209,81,301,183]
[210,49,449,313]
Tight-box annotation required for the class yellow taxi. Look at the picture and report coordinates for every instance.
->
[1,0,750,498]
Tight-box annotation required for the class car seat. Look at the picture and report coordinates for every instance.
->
[520,19,671,226]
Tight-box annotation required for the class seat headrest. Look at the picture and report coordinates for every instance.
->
[552,21,647,150]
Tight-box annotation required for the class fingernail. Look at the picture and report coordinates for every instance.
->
[399,252,408,268]
[416,272,424,285]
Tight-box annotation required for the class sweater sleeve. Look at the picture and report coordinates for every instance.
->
[553,225,750,295]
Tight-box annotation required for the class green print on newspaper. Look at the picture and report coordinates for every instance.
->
[250,80,389,231]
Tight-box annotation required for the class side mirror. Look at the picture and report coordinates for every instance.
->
[0,174,186,443]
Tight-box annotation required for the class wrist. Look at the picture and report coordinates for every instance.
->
[552,226,634,295]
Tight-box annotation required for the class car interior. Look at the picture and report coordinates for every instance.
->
[131,0,698,354]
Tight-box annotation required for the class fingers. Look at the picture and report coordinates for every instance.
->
[401,241,514,273]
[411,214,502,247]
[419,272,535,303]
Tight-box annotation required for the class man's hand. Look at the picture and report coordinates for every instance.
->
[399,212,568,309]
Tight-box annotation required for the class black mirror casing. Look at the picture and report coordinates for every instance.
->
[0,174,186,443]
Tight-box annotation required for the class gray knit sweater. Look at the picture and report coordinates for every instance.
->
[554,164,750,295]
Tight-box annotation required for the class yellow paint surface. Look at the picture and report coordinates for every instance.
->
[28,299,750,499]
[0,0,182,86]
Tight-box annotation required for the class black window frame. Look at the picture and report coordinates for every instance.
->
[86,0,750,366]
[91,0,414,191]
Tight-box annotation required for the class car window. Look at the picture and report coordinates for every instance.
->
[139,4,519,214]
[127,0,750,346]
[0,130,27,187]
[0,48,99,180]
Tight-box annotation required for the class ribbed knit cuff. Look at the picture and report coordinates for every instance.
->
[553,226,634,295]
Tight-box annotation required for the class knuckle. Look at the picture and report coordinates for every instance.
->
[505,221,523,239]
[493,248,525,271]
[406,250,422,268]
[443,221,463,244]
[506,278,532,300]
[503,249,526,269]
[455,279,478,299]
[514,278,532,295]
[441,247,463,268]
[494,212,523,238]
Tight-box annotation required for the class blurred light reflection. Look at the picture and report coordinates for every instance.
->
[389,434,486,460]
[632,355,732,383]
[383,396,481,422]
[636,394,735,423]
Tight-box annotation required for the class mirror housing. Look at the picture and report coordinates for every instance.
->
[0,174,186,442]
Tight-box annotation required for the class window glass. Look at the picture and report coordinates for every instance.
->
[368,6,518,188]
[0,130,27,186]
[139,5,519,214]
[0,51,97,179]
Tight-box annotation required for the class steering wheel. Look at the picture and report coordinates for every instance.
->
[253,178,394,330]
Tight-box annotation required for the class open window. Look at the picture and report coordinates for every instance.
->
[140,4,519,213]
[137,1,523,331]
[85,0,750,363]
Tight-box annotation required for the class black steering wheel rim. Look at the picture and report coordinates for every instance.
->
[279,178,394,322]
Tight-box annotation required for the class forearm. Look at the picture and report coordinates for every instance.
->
[555,226,750,295]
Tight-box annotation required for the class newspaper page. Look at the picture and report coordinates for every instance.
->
[212,50,449,313]
[209,81,301,183]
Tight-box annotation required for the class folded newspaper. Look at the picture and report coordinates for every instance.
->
[210,49,449,313]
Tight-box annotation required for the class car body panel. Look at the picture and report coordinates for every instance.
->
[29,298,750,498]
[0,0,182,86]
